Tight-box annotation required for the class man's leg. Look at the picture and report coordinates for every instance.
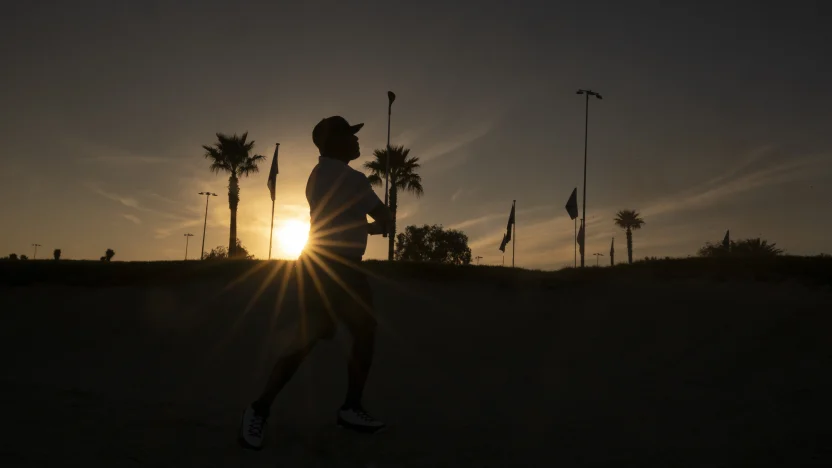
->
[239,332,323,450]
[239,261,334,449]
[253,337,318,415]
[343,322,376,409]
[335,269,385,433]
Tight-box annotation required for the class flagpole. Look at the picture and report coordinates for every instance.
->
[574,218,577,268]
[268,143,280,260]
[268,199,275,260]
[576,89,602,268]
[512,200,516,268]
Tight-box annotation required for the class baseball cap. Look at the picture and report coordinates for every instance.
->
[312,116,364,153]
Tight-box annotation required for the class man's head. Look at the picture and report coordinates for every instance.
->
[312,116,363,162]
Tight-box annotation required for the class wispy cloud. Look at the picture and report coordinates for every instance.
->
[87,184,146,211]
[450,187,479,202]
[450,204,551,232]
[449,212,504,231]
[418,120,497,164]
[122,214,142,225]
[641,153,826,219]
[86,182,195,221]
[154,219,203,239]
[395,202,418,223]
[78,155,175,164]
[64,136,190,167]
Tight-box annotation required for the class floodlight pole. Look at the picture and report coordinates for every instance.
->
[198,192,217,260]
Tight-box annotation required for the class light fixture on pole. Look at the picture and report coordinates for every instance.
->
[198,192,217,260]
[593,252,604,266]
[475,255,483,265]
[576,88,602,268]
[383,90,396,239]
[184,233,194,260]
[32,243,41,260]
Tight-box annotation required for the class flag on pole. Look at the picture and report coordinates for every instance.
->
[577,221,585,256]
[722,230,730,249]
[498,203,515,252]
[267,143,280,201]
[505,203,515,243]
[565,187,578,220]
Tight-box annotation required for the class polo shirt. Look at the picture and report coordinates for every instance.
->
[305,156,382,259]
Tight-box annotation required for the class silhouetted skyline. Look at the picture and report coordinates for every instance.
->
[2,1,830,268]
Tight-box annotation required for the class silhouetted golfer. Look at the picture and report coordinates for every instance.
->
[239,116,393,450]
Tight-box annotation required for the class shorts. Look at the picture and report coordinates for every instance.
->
[296,253,377,342]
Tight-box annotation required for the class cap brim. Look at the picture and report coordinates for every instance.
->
[350,123,364,133]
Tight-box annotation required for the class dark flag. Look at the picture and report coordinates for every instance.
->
[565,187,578,220]
[267,143,280,201]
[610,237,615,266]
[722,230,730,249]
[577,221,585,256]
[498,203,515,252]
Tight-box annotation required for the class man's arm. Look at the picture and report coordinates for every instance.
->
[352,170,393,236]
[367,201,393,236]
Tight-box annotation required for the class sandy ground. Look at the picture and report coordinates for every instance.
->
[1,270,830,467]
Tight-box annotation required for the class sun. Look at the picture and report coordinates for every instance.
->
[275,219,310,259]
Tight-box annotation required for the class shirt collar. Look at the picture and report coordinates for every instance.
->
[319,155,348,166]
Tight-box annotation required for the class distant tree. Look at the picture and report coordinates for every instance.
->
[204,245,228,260]
[698,237,783,258]
[364,145,424,261]
[100,256,107,262]
[7,253,18,260]
[53,249,62,261]
[394,224,472,265]
[105,249,115,261]
[20,255,29,260]
[203,132,266,258]
[698,241,729,258]
[613,210,646,264]
[732,238,784,256]
[699,237,783,258]
[204,238,254,260]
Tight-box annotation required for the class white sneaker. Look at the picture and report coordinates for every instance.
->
[238,406,267,450]
[337,406,386,434]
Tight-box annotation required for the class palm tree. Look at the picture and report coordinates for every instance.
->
[203,132,265,258]
[731,238,784,257]
[364,145,424,260]
[613,210,645,264]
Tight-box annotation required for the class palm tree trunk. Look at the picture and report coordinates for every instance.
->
[228,174,240,258]
[626,227,633,264]
[388,180,397,261]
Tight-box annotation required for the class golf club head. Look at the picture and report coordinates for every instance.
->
[388,91,396,104]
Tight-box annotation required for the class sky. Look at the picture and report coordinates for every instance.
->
[1,1,830,269]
